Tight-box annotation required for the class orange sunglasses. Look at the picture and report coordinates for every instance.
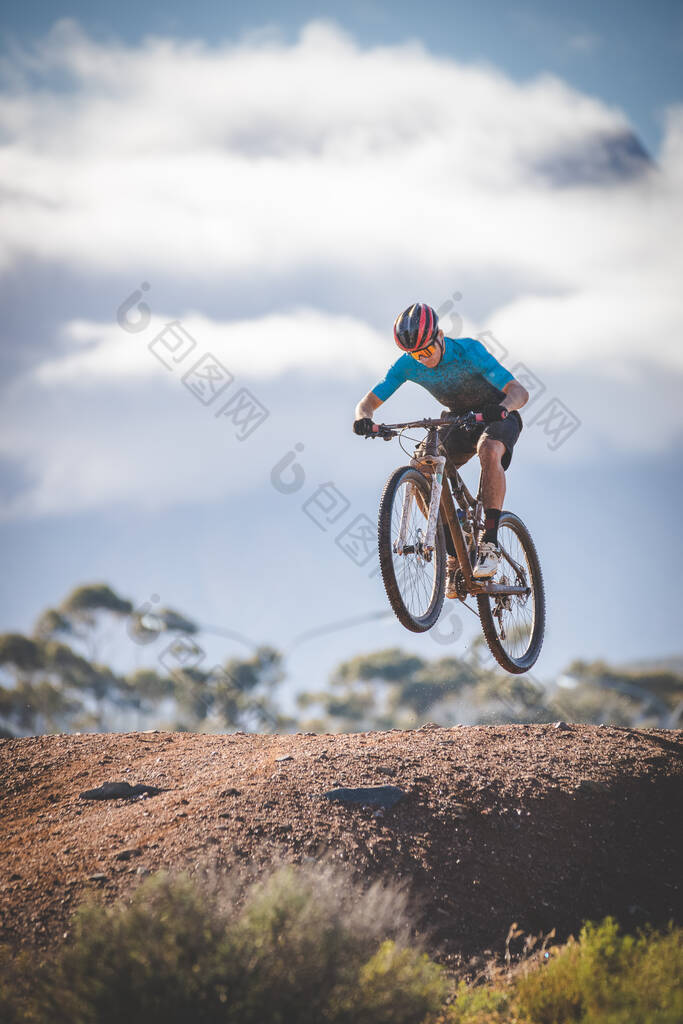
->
[410,340,438,360]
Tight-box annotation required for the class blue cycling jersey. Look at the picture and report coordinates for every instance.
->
[371,337,513,415]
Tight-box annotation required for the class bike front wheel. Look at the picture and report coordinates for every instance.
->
[476,511,545,673]
[378,467,446,632]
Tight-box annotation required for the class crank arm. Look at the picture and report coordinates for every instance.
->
[469,582,530,596]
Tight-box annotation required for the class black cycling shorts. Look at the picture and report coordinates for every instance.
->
[438,410,523,471]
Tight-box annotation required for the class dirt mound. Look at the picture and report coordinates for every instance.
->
[1,724,681,966]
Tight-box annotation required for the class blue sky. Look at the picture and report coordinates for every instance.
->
[0,2,682,702]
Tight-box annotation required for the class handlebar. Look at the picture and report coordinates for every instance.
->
[366,409,503,440]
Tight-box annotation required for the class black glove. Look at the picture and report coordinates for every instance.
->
[353,417,375,437]
[480,403,508,424]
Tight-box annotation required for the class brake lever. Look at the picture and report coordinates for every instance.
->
[441,411,478,433]
[366,424,394,440]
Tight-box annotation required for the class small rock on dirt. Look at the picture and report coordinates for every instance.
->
[576,779,609,795]
[114,848,142,861]
[323,786,406,809]
[79,781,162,801]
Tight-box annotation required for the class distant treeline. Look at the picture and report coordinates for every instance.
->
[1,583,681,737]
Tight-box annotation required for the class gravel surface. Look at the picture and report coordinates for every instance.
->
[1,724,681,965]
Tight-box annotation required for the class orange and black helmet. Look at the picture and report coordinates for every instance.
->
[393,302,439,352]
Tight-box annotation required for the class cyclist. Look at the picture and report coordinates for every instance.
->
[353,302,529,595]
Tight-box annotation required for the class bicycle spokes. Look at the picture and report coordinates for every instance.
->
[489,525,534,658]
[389,479,440,619]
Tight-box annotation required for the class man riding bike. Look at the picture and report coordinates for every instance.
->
[353,302,529,597]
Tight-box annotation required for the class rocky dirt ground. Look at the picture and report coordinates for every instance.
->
[1,724,681,967]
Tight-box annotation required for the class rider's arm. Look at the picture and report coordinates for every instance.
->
[354,390,384,421]
[501,379,529,412]
[362,356,410,414]
[354,356,408,425]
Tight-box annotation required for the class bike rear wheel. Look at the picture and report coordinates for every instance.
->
[378,467,446,632]
[476,511,545,673]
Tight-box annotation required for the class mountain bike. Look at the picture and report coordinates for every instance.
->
[367,413,545,674]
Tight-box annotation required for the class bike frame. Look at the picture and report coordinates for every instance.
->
[381,419,529,599]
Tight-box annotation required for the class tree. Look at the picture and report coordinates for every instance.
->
[0,584,291,737]
[297,648,483,732]
[296,646,682,733]
[551,660,683,728]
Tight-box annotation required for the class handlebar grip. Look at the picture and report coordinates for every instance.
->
[481,406,508,423]
[447,408,508,428]
[472,410,508,424]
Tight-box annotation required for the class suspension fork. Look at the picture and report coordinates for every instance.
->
[423,455,446,555]
[395,482,414,555]
[395,455,446,557]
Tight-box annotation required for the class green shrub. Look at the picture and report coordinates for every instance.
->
[443,980,515,1023]
[2,865,445,1024]
[3,878,680,1024]
[515,917,683,1024]
[445,917,683,1024]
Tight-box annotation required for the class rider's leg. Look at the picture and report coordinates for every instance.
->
[477,437,506,509]
[477,438,506,547]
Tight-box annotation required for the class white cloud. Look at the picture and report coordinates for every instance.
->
[0,17,676,285]
[487,282,683,372]
[36,309,391,384]
[0,19,682,519]
[0,20,680,346]
[32,268,681,392]
[0,300,677,524]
